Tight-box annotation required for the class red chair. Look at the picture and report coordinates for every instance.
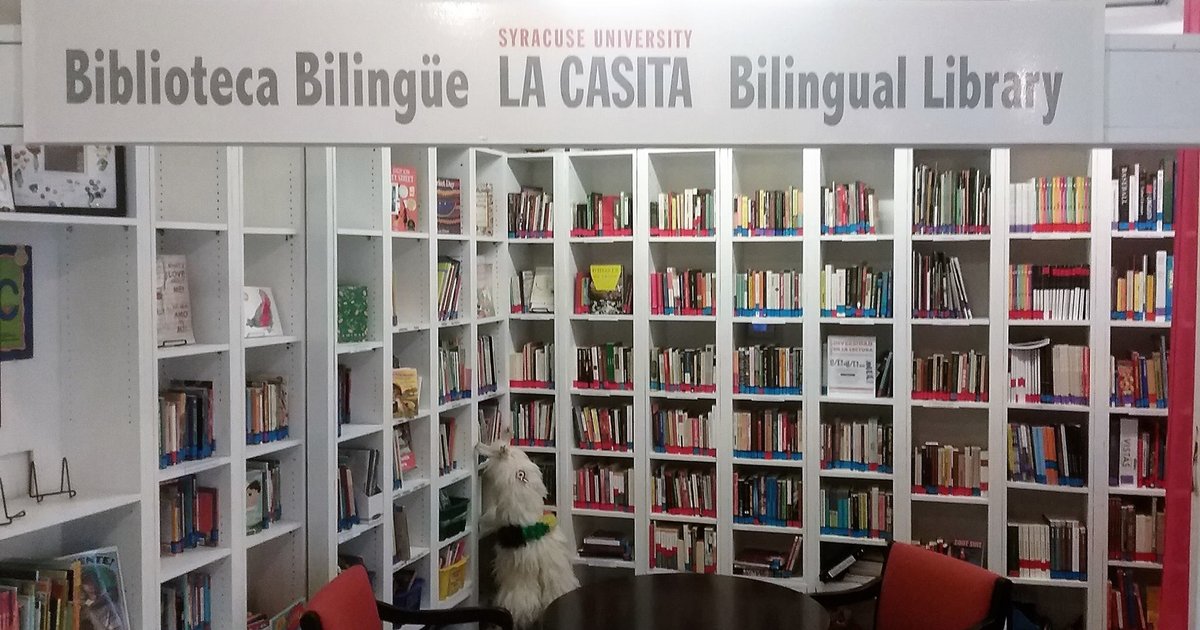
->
[298,565,514,630]
[812,542,1011,630]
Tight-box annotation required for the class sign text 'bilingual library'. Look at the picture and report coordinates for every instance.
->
[21,0,1105,144]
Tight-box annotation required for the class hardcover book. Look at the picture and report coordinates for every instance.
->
[242,286,283,338]
[155,254,196,348]
[0,244,32,360]
[336,285,369,343]
[392,367,422,419]
[391,166,419,232]
[436,177,462,235]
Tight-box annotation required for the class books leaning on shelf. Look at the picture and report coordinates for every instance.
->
[735,344,802,396]
[511,266,554,314]
[650,267,715,317]
[246,459,282,535]
[733,470,802,528]
[650,189,715,237]
[477,334,497,394]
[819,486,893,539]
[534,455,556,503]
[912,443,988,497]
[478,403,502,445]
[391,165,419,233]
[155,254,196,347]
[436,257,463,321]
[734,269,802,317]
[733,539,803,579]
[574,403,633,452]
[438,418,457,476]
[1006,520,1087,581]
[820,416,893,473]
[246,376,288,445]
[733,408,803,460]
[574,462,633,512]
[340,447,383,525]
[821,181,878,235]
[912,251,973,319]
[508,186,553,238]
[1110,417,1165,489]
[1009,176,1091,233]
[511,398,555,447]
[912,164,990,235]
[573,191,633,237]
[436,177,462,235]
[1108,497,1165,563]
[393,425,418,488]
[336,284,370,343]
[160,475,220,554]
[162,571,212,630]
[511,341,554,389]
[336,456,361,532]
[1008,264,1090,321]
[650,522,717,573]
[574,343,633,390]
[337,364,351,432]
[437,342,470,404]
[249,600,305,630]
[578,530,633,561]
[575,264,632,315]
[159,379,216,468]
[476,182,494,237]
[820,264,893,318]
[1006,422,1086,487]
[651,406,714,457]
[1108,570,1161,630]
[912,350,988,402]
[0,547,133,630]
[733,187,803,237]
[1113,160,1176,232]
[920,539,985,567]
[1007,339,1090,406]
[650,345,716,393]
[392,367,422,419]
[1113,250,1173,321]
[651,467,716,517]
[1110,338,1169,410]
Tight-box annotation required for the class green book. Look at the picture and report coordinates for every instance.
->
[337,285,369,343]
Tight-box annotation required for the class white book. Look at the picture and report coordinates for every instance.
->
[529,266,554,313]
[1155,249,1168,316]
[1118,417,1138,486]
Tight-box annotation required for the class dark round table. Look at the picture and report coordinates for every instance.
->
[540,573,830,630]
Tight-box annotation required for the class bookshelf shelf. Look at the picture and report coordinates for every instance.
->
[1007,577,1090,589]
[910,399,989,410]
[569,313,634,322]
[572,508,636,520]
[515,445,558,455]
[649,451,718,464]
[392,548,431,572]
[245,438,304,459]
[476,389,507,403]
[650,512,718,525]
[732,316,805,324]
[1108,319,1171,329]
[1107,560,1163,570]
[818,234,894,242]
[510,312,555,321]
[731,235,804,243]
[437,468,472,489]
[158,456,231,483]
[910,233,992,242]
[570,448,636,459]
[1005,402,1091,413]
[477,314,506,326]
[392,230,430,240]
[819,469,894,481]
[336,520,383,545]
[337,423,384,443]
[437,397,473,413]
[571,236,635,244]
[336,228,384,238]
[910,493,989,506]
[437,233,471,242]
[650,390,718,401]
[648,235,718,243]
[0,493,141,544]
[818,317,895,326]
[1107,487,1166,498]
[1006,232,1091,241]
[1108,406,1168,417]
[395,409,432,425]
[648,314,717,322]
[0,211,140,227]
[243,226,299,237]
[569,388,635,398]
[243,334,301,349]
[732,457,806,470]
[819,534,890,547]
[1110,230,1175,239]
[1007,319,1090,328]
[573,556,636,569]
[394,478,431,500]
[510,386,557,395]
[440,581,474,607]
[156,342,231,359]
[437,318,470,329]
[910,318,990,327]
[160,547,234,583]
[1006,481,1089,495]
[246,521,304,549]
[732,523,805,535]
[731,393,803,403]
[156,220,230,232]
[393,322,432,334]
[335,340,384,355]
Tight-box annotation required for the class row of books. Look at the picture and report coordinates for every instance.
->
[732,188,803,236]
[478,404,502,446]
[912,350,988,401]
[574,267,632,315]
[820,486,893,538]
[912,251,973,319]
[733,408,803,459]
[535,455,557,503]
[338,447,382,531]
[649,268,715,316]
[578,530,633,561]
[649,345,716,393]
[1114,160,1176,232]
[1006,422,1087,487]
[1107,570,1160,630]
[511,399,555,446]
[650,467,716,517]
[393,425,418,487]
[160,475,220,555]
[1008,264,1091,321]
[733,471,802,528]
[733,537,803,578]
[573,463,633,512]
[0,547,132,630]
[819,417,893,473]
[508,187,553,238]
[246,459,283,535]
[649,522,717,573]
[734,344,802,395]
[438,419,457,475]
[436,257,463,321]
[511,341,554,389]
[1009,176,1091,233]
[820,181,878,235]
[1113,251,1173,321]
[574,404,633,451]
[649,189,716,236]
[246,377,289,445]
[920,538,985,567]
[511,267,554,313]
[477,335,498,394]
[819,264,894,318]
[734,269,802,317]
[1108,498,1165,563]
[572,192,633,237]
[159,380,217,469]
[651,407,714,455]
[912,165,990,235]
[574,343,633,390]
[912,443,989,496]
[1006,520,1087,581]
[1007,340,1090,406]
[1111,418,1166,489]
[1111,341,1169,409]
[163,571,212,630]
[437,343,470,404]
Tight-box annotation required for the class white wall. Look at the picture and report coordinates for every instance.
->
[0,0,16,25]
[1106,0,1185,34]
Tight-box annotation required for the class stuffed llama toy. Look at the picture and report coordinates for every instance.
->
[478,438,579,628]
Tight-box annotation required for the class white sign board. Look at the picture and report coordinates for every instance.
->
[20,0,1104,144]
[826,336,877,397]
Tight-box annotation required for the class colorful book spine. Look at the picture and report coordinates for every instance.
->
[819,485,893,539]
[912,164,991,234]
[649,189,716,237]
[649,345,717,393]
[1006,520,1087,581]
[734,269,802,317]
[574,343,633,390]
[912,350,988,402]
[820,181,878,234]
[733,345,802,395]
[572,191,634,237]
[573,404,634,452]
[651,467,717,518]
[1112,160,1176,232]
[650,268,715,316]
[733,408,803,460]
[507,187,553,238]
[1009,176,1091,233]
[820,417,894,473]
[1111,250,1173,321]
[911,443,988,496]
[819,264,893,318]
[733,471,802,528]
[651,406,715,456]
[511,398,555,447]
[573,463,633,511]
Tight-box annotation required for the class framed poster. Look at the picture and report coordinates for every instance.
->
[0,244,33,361]
[6,145,126,216]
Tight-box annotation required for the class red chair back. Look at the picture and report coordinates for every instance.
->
[875,543,1004,630]
[300,565,383,630]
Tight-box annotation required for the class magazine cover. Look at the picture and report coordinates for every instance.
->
[391,166,418,232]
[57,546,130,630]
[436,177,462,235]
[392,367,421,419]
[587,264,626,315]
